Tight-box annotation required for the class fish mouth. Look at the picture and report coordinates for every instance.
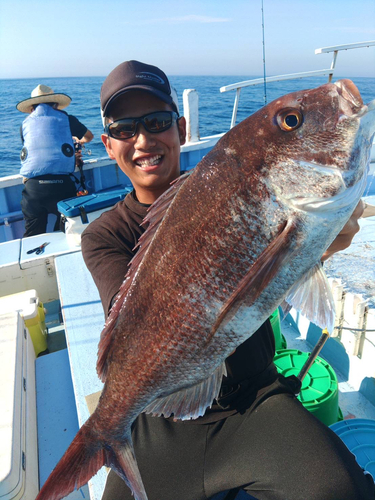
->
[334,80,364,110]
[335,81,375,128]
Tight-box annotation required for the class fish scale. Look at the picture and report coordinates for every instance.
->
[36,79,375,500]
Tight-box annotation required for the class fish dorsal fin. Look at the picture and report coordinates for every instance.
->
[97,172,191,382]
[140,171,192,230]
[209,221,296,341]
[143,362,227,421]
[285,262,336,333]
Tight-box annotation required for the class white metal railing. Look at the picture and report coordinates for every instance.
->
[221,40,375,129]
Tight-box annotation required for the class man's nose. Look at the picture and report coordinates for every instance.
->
[133,123,157,146]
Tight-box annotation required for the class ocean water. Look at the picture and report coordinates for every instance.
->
[0,75,374,178]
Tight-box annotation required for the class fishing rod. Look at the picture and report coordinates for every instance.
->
[297,329,330,382]
[261,0,267,105]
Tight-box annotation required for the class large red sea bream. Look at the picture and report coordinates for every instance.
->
[36,80,375,500]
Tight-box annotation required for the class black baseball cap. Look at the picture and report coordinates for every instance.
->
[100,60,178,117]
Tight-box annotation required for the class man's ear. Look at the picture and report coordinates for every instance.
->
[101,134,116,160]
[177,116,187,146]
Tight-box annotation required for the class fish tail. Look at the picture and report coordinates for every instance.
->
[108,434,149,500]
[36,420,106,500]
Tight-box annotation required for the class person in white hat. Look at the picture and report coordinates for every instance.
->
[17,84,94,237]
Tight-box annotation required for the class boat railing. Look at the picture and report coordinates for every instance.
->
[220,40,375,129]
[0,137,224,237]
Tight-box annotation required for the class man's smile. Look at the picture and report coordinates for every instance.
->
[134,154,163,170]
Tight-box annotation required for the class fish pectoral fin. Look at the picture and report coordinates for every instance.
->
[279,300,292,320]
[285,263,336,333]
[109,434,148,500]
[143,362,227,421]
[210,221,296,339]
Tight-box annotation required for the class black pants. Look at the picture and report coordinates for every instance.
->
[21,175,76,237]
[102,377,375,500]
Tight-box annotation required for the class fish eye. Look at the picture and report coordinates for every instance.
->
[276,108,303,131]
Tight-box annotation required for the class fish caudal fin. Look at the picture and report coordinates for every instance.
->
[36,424,149,500]
[36,421,106,500]
[285,263,335,333]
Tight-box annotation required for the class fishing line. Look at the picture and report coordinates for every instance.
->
[335,326,375,333]
[261,0,267,105]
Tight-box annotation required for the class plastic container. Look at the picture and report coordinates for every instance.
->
[0,289,47,356]
[58,188,132,246]
[274,348,340,426]
[0,312,39,499]
[352,445,375,477]
[338,429,375,449]
[269,308,287,350]
[330,418,375,435]
[330,418,375,476]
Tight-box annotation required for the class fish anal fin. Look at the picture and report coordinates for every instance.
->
[285,263,336,333]
[210,221,296,340]
[144,362,227,421]
[97,172,192,381]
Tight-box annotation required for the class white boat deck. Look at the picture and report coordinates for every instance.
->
[36,349,90,500]
[53,251,106,500]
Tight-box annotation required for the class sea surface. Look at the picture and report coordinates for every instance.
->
[0,75,374,178]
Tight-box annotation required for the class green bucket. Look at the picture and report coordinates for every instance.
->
[273,349,341,426]
[269,309,287,350]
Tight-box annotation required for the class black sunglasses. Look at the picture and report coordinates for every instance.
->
[105,111,179,140]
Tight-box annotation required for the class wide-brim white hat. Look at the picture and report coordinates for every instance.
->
[16,84,71,113]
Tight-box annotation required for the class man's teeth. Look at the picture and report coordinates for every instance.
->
[136,155,162,167]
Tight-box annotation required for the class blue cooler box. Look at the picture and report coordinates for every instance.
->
[58,187,132,246]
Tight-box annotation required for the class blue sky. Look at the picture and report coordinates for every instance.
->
[1,0,374,79]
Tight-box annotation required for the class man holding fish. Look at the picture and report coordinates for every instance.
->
[37,60,375,500]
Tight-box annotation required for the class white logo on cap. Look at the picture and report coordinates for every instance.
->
[136,72,165,85]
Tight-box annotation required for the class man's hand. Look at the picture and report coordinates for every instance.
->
[75,150,84,168]
[321,200,365,262]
